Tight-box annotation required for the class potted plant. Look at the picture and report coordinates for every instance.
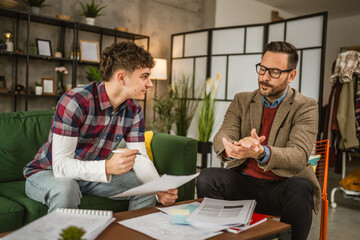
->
[173,75,199,137]
[23,0,49,14]
[79,0,107,25]
[152,87,175,133]
[34,81,42,95]
[197,74,220,168]
[86,66,102,82]
[59,225,85,240]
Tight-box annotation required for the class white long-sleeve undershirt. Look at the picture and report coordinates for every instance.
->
[52,133,160,183]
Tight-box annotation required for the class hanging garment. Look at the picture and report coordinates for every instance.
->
[339,168,360,192]
[330,51,360,150]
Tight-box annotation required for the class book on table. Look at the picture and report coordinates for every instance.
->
[2,208,115,240]
[226,212,268,234]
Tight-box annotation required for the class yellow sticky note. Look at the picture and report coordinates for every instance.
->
[169,209,190,216]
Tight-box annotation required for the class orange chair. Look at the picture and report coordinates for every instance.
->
[313,139,329,240]
[266,140,329,240]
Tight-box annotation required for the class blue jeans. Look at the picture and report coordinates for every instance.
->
[25,170,156,213]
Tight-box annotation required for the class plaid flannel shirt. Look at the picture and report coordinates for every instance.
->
[23,81,145,178]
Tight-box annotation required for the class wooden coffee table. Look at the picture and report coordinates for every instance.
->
[0,199,291,240]
[97,199,291,240]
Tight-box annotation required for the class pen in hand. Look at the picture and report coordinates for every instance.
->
[112,150,141,155]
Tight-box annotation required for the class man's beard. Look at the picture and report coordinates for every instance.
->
[258,75,289,99]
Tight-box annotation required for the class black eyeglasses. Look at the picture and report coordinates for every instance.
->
[255,63,293,79]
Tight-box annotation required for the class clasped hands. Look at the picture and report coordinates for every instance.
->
[222,128,266,160]
[106,149,178,206]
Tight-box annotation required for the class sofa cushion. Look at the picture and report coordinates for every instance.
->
[0,196,24,233]
[0,181,130,225]
[0,111,54,182]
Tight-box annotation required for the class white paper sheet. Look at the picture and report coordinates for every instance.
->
[118,212,222,240]
[2,210,114,240]
[110,173,199,198]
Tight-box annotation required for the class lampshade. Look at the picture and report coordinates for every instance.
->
[151,58,167,80]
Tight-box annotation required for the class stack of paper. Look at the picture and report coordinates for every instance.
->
[118,198,260,239]
[186,198,257,226]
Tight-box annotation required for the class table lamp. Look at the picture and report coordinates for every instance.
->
[150,58,167,98]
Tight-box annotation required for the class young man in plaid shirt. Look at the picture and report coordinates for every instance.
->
[24,41,178,212]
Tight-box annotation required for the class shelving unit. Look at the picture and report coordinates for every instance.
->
[0,7,150,114]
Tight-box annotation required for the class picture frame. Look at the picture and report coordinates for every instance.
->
[36,39,52,57]
[80,40,100,62]
[42,78,55,95]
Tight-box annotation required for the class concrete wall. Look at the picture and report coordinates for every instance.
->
[215,0,294,27]
[0,0,215,128]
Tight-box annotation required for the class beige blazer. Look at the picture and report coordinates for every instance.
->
[213,88,321,213]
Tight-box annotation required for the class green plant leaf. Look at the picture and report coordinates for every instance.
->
[79,0,107,18]
[173,75,199,136]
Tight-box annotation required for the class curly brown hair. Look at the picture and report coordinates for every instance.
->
[99,41,155,81]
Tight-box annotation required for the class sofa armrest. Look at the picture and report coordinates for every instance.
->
[151,133,197,201]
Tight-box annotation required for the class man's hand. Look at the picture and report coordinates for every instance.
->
[156,188,178,206]
[223,129,266,159]
[105,149,139,175]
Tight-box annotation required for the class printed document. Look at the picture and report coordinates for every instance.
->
[186,197,256,226]
[110,173,199,198]
[118,212,222,240]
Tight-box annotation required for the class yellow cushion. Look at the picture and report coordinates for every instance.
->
[145,131,154,161]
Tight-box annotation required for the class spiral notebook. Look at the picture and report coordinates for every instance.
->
[2,208,115,240]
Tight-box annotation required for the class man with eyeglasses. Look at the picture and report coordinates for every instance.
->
[196,41,319,240]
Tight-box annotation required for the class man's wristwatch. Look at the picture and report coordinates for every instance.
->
[256,150,266,160]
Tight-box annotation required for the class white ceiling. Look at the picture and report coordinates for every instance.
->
[255,0,360,19]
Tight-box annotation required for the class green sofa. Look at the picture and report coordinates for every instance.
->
[0,110,197,233]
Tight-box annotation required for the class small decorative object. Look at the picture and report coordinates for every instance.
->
[80,40,100,62]
[42,78,55,95]
[34,81,42,95]
[36,38,52,56]
[14,84,24,94]
[0,0,19,9]
[24,0,49,15]
[54,48,62,58]
[0,40,7,51]
[86,66,101,82]
[114,27,128,32]
[65,84,72,92]
[55,66,68,95]
[79,0,107,26]
[56,14,71,21]
[59,225,85,240]
[4,31,14,52]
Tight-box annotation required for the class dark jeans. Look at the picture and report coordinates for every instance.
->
[196,167,314,240]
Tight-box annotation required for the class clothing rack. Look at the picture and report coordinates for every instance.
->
[329,47,360,208]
